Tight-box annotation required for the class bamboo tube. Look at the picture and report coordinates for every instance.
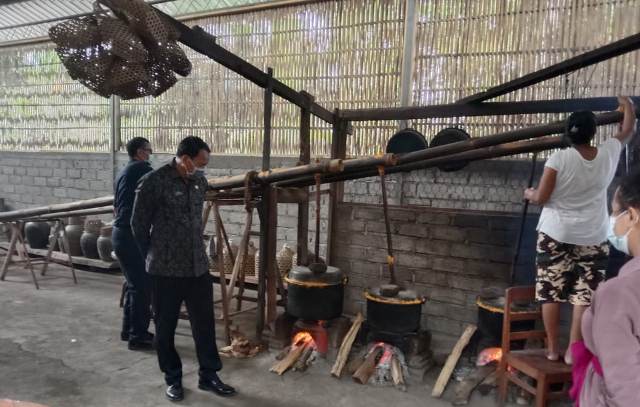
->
[0,196,114,223]
[277,135,567,189]
[24,206,114,222]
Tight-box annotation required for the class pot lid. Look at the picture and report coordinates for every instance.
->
[287,264,343,285]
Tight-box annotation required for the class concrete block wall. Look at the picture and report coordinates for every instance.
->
[344,158,543,213]
[0,152,113,209]
[331,203,539,353]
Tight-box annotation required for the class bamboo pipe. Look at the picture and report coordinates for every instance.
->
[0,196,114,223]
[24,206,114,222]
[276,136,568,189]
[207,159,344,191]
[207,108,634,192]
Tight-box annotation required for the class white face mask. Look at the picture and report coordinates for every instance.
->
[607,211,632,255]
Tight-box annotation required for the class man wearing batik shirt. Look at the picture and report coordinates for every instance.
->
[131,136,235,402]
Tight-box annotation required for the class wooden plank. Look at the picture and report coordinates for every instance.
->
[266,185,279,325]
[451,365,495,406]
[331,312,364,378]
[431,324,477,398]
[327,113,348,266]
[339,97,624,122]
[458,33,640,103]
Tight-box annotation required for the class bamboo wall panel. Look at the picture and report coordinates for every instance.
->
[0,43,110,152]
[120,0,405,157]
[409,0,640,157]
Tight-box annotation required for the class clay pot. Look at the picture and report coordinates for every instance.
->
[80,219,103,259]
[47,222,59,251]
[64,217,85,256]
[24,221,50,249]
[97,226,114,262]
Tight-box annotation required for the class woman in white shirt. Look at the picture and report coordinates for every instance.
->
[524,96,636,364]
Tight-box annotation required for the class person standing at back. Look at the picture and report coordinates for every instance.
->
[524,96,636,364]
[131,136,235,402]
[113,137,155,350]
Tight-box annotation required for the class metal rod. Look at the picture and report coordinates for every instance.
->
[378,167,396,285]
[509,153,538,285]
[458,32,640,103]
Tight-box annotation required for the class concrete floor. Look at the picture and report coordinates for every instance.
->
[0,255,524,407]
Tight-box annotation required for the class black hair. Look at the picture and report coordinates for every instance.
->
[176,136,211,158]
[618,169,640,210]
[126,137,150,158]
[565,111,597,145]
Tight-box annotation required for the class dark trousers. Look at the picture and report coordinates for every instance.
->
[151,273,222,385]
[113,226,151,342]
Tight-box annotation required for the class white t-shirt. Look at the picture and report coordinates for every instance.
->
[536,138,622,246]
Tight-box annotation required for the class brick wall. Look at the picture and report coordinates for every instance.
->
[332,202,538,353]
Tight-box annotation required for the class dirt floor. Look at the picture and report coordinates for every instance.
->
[0,253,569,407]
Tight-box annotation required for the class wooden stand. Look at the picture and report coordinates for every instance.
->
[0,220,77,289]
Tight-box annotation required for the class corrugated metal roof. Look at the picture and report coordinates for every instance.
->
[0,0,270,44]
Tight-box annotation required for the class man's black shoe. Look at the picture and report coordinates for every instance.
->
[165,383,184,402]
[127,340,154,351]
[198,376,236,397]
[121,331,154,342]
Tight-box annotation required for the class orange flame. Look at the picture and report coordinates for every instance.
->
[292,331,315,347]
[476,347,503,366]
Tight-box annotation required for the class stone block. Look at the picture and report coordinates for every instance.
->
[430,225,466,242]
[431,256,464,273]
[415,239,450,256]
[53,188,67,198]
[416,212,450,225]
[53,168,66,178]
[81,169,96,180]
[396,252,431,269]
[38,168,53,177]
[67,169,81,179]
[452,213,489,228]
[398,223,428,238]
[33,177,46,186]
[26,167,38,176]
[46,178,61,187]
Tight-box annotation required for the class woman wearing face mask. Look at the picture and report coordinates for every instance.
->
[570,171,640,406]
[524,96,636,364]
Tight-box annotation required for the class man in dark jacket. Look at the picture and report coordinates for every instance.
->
[113,137,154,351]
[131,136,235,402]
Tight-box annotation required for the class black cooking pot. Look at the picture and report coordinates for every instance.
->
[476,296,536,350]
[386,128,428,154]
[285,264,346,321]
[365,289,426,333]
[430,127,471,172]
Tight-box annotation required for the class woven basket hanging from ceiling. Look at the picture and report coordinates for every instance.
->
[48,0,192,100]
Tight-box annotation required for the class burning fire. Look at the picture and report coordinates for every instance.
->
[292,331,316,348]
[476,347,503,366]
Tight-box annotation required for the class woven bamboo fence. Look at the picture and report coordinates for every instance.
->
[0,0,639,156]
[408,0,640,158]
[0,43,111,152]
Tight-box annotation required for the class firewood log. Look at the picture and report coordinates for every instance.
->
[352,346,384,384]
[293,344,314,372]
[330,313,364,378]
[270,344,305,375]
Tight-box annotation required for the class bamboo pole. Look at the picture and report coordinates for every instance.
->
[0,196,114,223]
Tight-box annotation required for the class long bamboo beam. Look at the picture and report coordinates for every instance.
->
[276,136,567,189]
[26,207,114,222]
[208,108,633,192]
[0,196,114,223]
[339,97,631,122]
[458,32,640,104]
